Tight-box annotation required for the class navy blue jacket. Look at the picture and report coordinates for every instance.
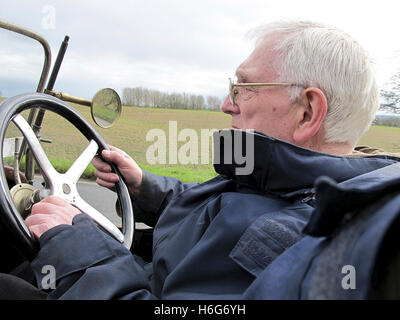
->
[243,162,400,299]
[30,131,399,299]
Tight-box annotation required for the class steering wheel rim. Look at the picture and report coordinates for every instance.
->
[0,93,134,260]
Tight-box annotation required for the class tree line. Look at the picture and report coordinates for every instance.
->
[373,114,400,128]
[122,87,222,111]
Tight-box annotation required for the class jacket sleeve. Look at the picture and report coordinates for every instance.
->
[132,170,197,226]
[30,213,158,300]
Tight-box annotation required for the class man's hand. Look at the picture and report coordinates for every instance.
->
[92,145,143,197]
[25,196,81,239]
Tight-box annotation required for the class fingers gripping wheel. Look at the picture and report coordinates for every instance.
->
[0,93,134,260]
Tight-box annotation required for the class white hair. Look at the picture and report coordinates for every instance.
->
[247,20,378,147]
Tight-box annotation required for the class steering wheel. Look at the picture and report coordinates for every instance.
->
[0,93,134,260]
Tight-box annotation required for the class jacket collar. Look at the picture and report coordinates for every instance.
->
[213,129,399,198]
[304,162,400,237]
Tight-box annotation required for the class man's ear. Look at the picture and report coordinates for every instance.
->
[293,87,328,143]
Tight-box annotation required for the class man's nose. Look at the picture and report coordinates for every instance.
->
[221,95,239,114]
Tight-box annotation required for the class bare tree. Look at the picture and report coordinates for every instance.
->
[380,70,400,114]
[207,96,222,111]
[122,88,134,106]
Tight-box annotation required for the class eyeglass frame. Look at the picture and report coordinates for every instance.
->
[229,77,303,106]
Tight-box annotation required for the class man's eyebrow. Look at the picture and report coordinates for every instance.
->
[235,70,249,83]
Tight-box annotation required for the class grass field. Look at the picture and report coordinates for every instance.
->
[2,97,400,182]
[4,102,231,182]
[358,125,400,153]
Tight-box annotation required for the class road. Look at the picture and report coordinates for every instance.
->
[77,179,121,225]
[33,177,121,225]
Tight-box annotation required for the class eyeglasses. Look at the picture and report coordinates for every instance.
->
[229,77,301,106]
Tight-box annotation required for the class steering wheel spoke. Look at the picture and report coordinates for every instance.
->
[73,195,124,243]
[65,140,98,183]
[12,114,59,185]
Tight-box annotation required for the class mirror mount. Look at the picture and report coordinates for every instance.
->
[44,88,121,128]
[44,90,91,107]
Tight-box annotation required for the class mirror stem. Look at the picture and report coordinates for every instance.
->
[44,90,92,107]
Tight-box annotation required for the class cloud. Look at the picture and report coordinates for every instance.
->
[1,0,400,101]
[1,0,252,99]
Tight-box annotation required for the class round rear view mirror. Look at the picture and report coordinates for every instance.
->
[91,88,121,128]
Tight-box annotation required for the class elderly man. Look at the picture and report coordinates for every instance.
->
[22,20,400,299]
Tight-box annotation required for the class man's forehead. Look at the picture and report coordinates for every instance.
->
[235,38,279,82]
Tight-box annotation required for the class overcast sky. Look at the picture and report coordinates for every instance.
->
[1,0,400,102]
